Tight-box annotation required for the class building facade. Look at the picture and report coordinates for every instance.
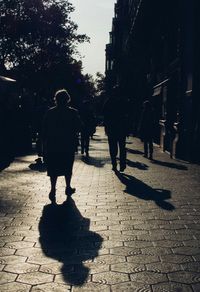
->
[105,0,200,162]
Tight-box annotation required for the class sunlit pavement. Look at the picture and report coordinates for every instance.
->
[0,127,200,292]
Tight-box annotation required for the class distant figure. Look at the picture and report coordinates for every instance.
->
[103,86,129,172]
[42,89,81,203]
[138,100,155,160]
[79,101,96,157]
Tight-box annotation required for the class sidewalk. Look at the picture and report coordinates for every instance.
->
[0,127,200,292]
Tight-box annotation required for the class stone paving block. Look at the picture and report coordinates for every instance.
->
[0,282,31,291]
[0,235,23,244]
[111,262,145,273]
[152,282,193,292]
[17,271,53,285]
[0,255,26,265]
[4,262,39,274]
[15,247,43,257]
[107,234,138,242]
[110,246,141,256]
[82,262,109,274]
[31,283,71,291]
[142,246,172,256]
[181,262,200,272]
[108,225,135,231]
[27,255,57,265]
[122,229,149,236]
[164,234,195,241]
[5,241,34,249]
[183,240,200,247]
[72,282,110,291]
[168,271,200,284]
[160,254,194,264]
[127,254,159,264]
[0,271,17,284]
[146,262,182,273]
[96,240,122,249]
[54,272,91,286]
[153,240,184,248]
[40,262,73,274]
[124,240,153,248]
[172,246,200,255]
[130,271,167,284]
[0,248,15,256]
[93,255,126,265]
[93,271,129,285]
[111,282,151,292]
[137,234,165,241]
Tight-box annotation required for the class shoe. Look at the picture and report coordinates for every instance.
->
[65,187,76,196]
[81,149,84,155]
[49,191,56,204]
[112,163,117,171]
[149,155,153,160]
[120,165,126,172]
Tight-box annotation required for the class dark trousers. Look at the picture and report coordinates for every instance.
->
[144,138,153,157]
[81,132,90,154]
[108,135,126,168]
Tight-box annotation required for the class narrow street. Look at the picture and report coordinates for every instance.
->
[0,127,200,292]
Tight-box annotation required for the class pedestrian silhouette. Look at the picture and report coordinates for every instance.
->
[103,86,130,172]
[39,197,103,285]
[42,89,81,203]
[138,100,155,160]
[79,100,96,157]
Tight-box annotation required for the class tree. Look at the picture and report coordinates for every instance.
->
[95,72,105,96]
[0,0,89,97]
[93,72,106,116]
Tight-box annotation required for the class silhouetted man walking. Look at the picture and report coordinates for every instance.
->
[103,86,129,172]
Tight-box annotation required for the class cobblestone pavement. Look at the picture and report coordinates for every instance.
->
[0,127,200,292]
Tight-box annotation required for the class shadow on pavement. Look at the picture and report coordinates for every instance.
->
[0,158,13,172]
[81,156,106,168]
[28,160,47,172]
[126,159,149,170]
[115,172,175,211]
[126,148,144,155]
[39,197,103,286]
[152,159,188,170]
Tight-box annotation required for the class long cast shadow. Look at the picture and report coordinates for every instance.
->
[126,159,149,170]
[126,148,144,155]
[81,156,108,168]
[115,172,175,211]
[152,159,188,170]
[39,197,103,286]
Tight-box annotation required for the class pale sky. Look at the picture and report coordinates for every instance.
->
[70,0,115,77]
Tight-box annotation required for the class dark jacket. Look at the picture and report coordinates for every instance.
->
[43,106,81,153]
[138,107,155,140]
[103,97,130,137]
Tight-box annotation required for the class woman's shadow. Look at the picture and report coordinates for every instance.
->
[39,197,103,286]
[115,172,175,211]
